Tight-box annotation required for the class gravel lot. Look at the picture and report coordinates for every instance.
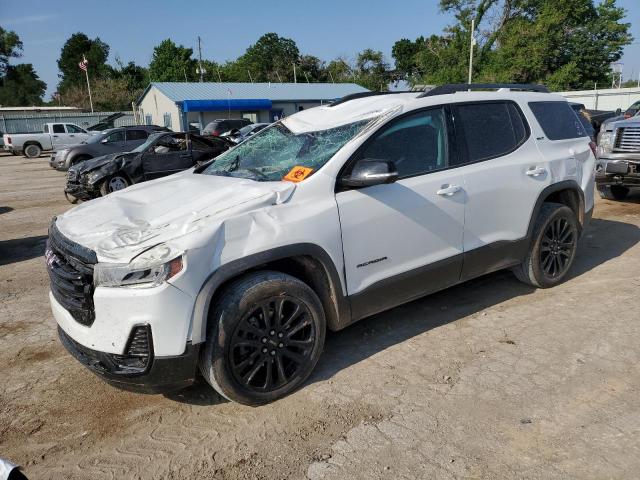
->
[1,153,640,479]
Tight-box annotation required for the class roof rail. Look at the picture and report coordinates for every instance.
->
[329,91,412,107]
[417,83,550,98]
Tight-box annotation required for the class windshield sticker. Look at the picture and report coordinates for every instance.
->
[283,166,314,182]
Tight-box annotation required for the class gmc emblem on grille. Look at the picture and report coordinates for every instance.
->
[45,248,58,267]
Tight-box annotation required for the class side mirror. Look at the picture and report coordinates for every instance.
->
[340,159,399,188]
[615,108,622,115]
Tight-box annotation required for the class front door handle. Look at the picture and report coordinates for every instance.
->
[526,167,547,177]
[437,184,462,196]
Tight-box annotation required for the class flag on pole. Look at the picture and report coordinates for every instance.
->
[78,55,88,72]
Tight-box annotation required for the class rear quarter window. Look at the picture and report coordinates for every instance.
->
[453,101,529,164]
[528,101,587,140]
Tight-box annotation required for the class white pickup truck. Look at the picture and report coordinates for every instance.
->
[3,123,91,158]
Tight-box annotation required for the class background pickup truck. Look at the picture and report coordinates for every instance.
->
[3,123,91,158]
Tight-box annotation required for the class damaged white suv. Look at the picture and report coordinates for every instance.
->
[47,84,595,405]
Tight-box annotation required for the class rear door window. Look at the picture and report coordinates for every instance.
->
[528,101,587,140]
[52,124,65,134]
[452,102,529,164]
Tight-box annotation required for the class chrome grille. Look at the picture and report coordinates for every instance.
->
[614,126,640,153]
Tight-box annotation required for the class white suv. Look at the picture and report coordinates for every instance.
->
[47,84,595,405]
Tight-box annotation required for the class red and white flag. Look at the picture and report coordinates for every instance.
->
[78,55,88,72]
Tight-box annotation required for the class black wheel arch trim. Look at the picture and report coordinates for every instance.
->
[526,180,586,239]
[192,243,350,343]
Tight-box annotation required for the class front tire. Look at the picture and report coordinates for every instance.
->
[99,175,129,196]
[24,144,42,158]
[514,203,579,288]
[598,185,629,200]
[199,271,326,406]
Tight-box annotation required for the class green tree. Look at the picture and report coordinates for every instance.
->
[111,57,148,91]
[0,63,46,106]
[0,26,23,75]
[325,58,354,83]
[297,55,326,82]
[57,32,110,92]
[353,49,390,91]
[148,39,197,82]
[237,33,300,82]
[61,77,135,111]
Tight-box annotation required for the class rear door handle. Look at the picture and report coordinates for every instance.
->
[526,167,547,177]
[436,184,462,196]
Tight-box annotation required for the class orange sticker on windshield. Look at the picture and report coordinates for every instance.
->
[283,166,314,182]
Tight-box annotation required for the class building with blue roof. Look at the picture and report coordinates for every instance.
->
[135,82,369,132]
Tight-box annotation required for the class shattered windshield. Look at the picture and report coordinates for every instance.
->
[201,119,372,182]
[131,133,163,153]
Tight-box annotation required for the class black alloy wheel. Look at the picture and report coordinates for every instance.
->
[513,202,579,288]
[539,216,576,279]
[199,271,326,405]
[229,296,316,392]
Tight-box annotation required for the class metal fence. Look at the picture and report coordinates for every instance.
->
[557,87,640,111]
[0,111,137,134]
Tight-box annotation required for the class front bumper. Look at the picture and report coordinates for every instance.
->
[58,326,200,393]
[64,180,97,200]
[595,158,640,188]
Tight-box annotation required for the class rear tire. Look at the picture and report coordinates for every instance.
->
[199,271,326,406]
[598,185,629,200]
[99,175,129,196]
[24,144,42,158]
[514,203,579,288]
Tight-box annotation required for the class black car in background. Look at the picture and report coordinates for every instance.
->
[50,125,170,171]
[202,118,252,137]
[65,132,232,202]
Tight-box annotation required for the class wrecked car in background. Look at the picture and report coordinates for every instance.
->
[64,132,232,202]
[50,125,170,171]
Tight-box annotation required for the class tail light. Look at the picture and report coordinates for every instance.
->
[589,141,597,156]
[212,131,220,137]
[6,136,10,144]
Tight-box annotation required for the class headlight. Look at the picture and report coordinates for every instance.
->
[597,132,613,156]
[94,244,184,288]
[85,171,104,185]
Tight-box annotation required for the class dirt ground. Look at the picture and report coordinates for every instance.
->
[1,152,639,479]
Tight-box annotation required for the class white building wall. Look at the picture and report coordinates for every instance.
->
[138,86,181,131]
[558,87,640,111]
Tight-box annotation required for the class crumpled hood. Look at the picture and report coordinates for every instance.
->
[76,152,135,174]
[56,172,296,263]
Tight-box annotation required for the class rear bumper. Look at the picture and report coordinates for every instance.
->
[58,326,201,393]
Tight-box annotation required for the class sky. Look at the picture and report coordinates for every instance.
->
[2,0,640,98]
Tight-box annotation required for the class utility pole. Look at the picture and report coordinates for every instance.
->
[293,63,297,83]
[468,18,476,85]
[196,36,205,82]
